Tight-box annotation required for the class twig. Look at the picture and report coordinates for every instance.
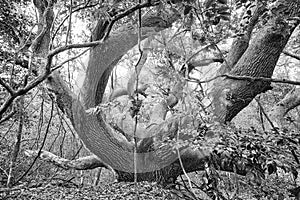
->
[0,166,8,177]
[7,97,24,187]
[14,100,54,185]
[101,1,159,41]
[48,40,103,57]
[185,43,216,64]
[133,1,143,198]
[223,74,300,86]
[0,111,15,124]
[0,45,88,120]
[283,50,300,61]
[51,2,98,43]
[66,0,73,88]
[0,78,15,95]
[0,120,15,143]
[51,49,89,72]
[31,98,44,149]
[176,119,196,197]
[189,74,300,86]
[0,185,26,193]
[255,99,278,132]
[256,98,300,166]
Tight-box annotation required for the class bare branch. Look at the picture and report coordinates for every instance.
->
[127,38,152,98]
[48,41,102,57]
[0,68,51,120]
[51,49,90,72]
[193,74,300,86]
[52,2,98,42]
[0,78,15,95]
[223,74,300,86]
[14,101,54,185]
[0,111,16,124]
[101,1,160,41]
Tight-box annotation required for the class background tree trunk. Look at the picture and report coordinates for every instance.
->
[211,17,299,123]
[269,87,300,127]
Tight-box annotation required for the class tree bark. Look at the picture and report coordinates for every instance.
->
[269,87,300,127]
[211,13,300,123]
[46,5,189,177]
[37,0,300,184]
[24,150,108,170]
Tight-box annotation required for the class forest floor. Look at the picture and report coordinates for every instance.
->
[1,181,176,200]
[0,169,297,199]
[1,178,297,200]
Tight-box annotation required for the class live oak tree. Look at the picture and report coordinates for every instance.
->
[1,0,300,190]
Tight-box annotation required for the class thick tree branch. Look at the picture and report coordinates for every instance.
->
[109,85,148,101]
[31,0,55,56]
[24,145,254,183]
[269,87,300,127]
[210,1,300,122]
[24,150,108,170]
[217,1,265,74]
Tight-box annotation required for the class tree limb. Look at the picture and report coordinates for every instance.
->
[210,4,300,122]
[193,74,300,86]
[24,150,108,170]
[269,87,300,127]
[0,78,15,95]
[109,85,148,101]
[222,74,300,86]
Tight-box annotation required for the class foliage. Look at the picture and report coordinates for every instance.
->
[161,122,300,199]
[199,124,300,199]
[0,0,32,45]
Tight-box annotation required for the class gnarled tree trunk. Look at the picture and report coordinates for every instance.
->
[28,0,300,184]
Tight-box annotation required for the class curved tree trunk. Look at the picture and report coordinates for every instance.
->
[31,0,300,184]
[47,4,195,181]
